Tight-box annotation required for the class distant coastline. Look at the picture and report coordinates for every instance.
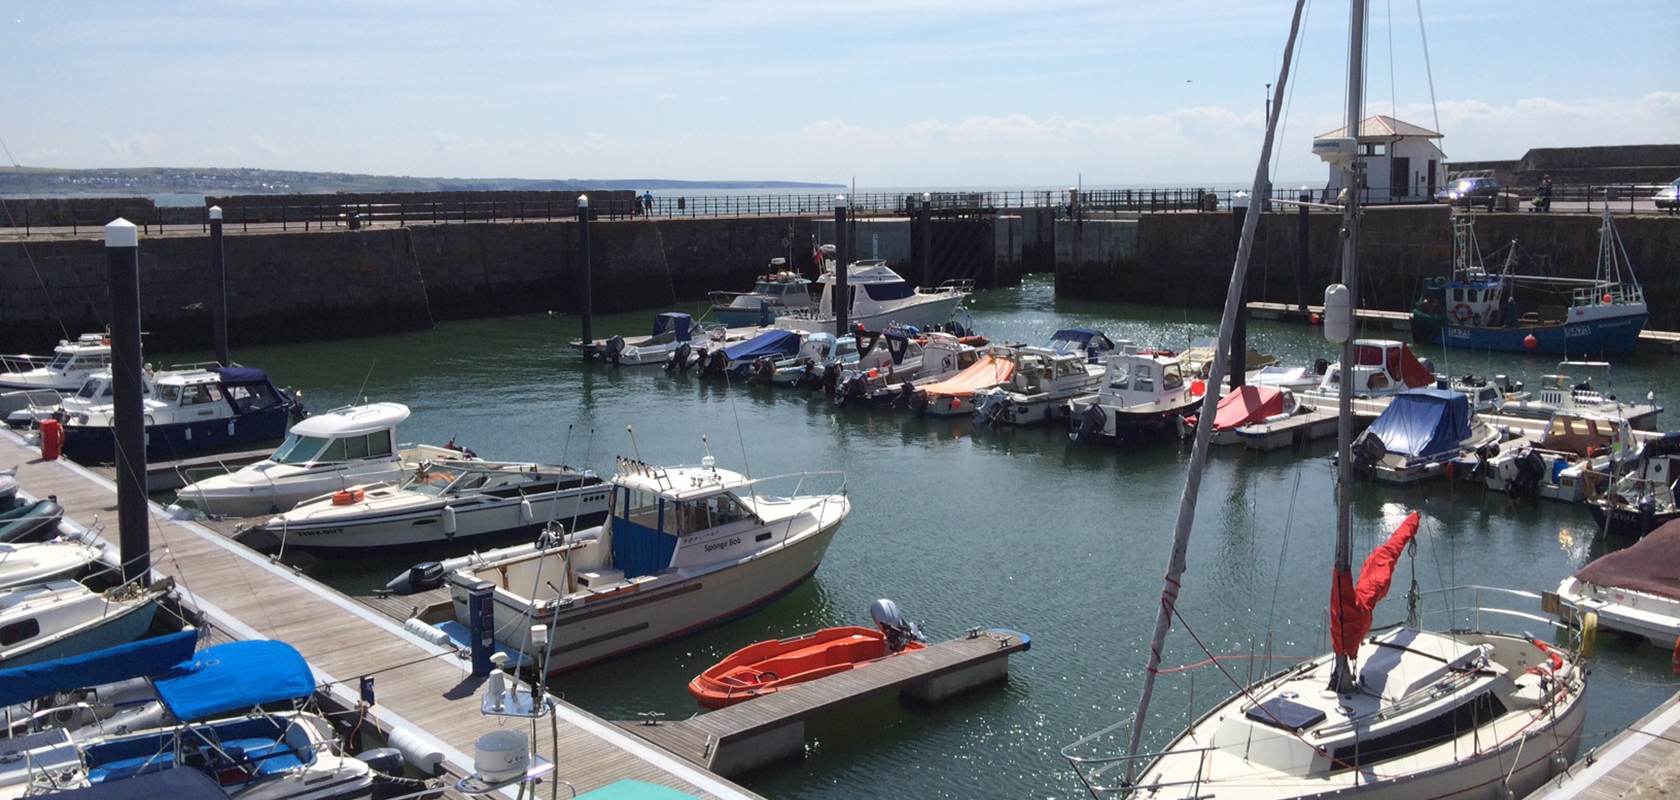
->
[0,166,844,198]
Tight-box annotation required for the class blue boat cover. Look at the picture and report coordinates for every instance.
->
[51,763,233,800]
[154,640,315,721]
[651,313,692,341]
[210,366,270,385]
[0,630,198,708]
[723,330,802,361]
[1047,329,1116,356]
[1366,389,1472,458]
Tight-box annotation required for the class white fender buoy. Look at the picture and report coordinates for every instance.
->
[386,725,445,773]
[403,617,454,648]
[520,499,533,525]
[442,506,457,536]
[227,420,235,436]
[1323,283,1352,344]
[183,428,193,441]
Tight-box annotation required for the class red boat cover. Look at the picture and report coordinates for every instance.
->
[1331,511,1422,658]
[1354,342,1435,389]
[1573,519,1680,602]
[1213,386,1284,431]
[921,355,1016,398]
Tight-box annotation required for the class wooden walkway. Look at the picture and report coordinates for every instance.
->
[618,629,1029,776]
[1525,689,1680,800]
[1246,301,1680,353]
[0,428,761,800]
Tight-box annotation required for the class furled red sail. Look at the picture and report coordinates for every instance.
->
[1331,511,1421,657]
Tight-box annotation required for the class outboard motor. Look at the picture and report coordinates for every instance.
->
[747,357,775,386]
[701,349,729,379]
[836,375,865,407]
[1507,449,1546,500]
[910,388,930,416]
[288,391,308,425]
[600,334,626,367]
[800,362,819,390]
[1350,430,1387,482]
[407,562,445,593]
[1072,404,1105,443]
[870,598,926,653]
[1313,358,1330,376]
[665,341,692,373]
[821,362,841,398]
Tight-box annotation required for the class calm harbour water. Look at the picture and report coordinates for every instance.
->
[183,275,1679,800]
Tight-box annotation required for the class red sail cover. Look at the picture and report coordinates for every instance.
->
[1213,386,1284,430]
[1331,511,1422,658]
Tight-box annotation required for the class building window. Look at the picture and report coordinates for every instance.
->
[1360,142,1387,157]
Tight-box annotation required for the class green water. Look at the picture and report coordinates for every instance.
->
[188,275,1678,800]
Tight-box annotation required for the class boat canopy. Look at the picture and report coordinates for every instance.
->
[1047,329,1116,355]
[1212,385,1286,431]
[724,330,802,361]
[0,629,198,708]
[51,763,234,800]
[290,402,410,439]
[1363,390,1472,458]
[1573,519,1680,602]
[921,355,1016,398]
[209,366,273,385]
[882,332,911,364]
[154,639,315,721]
[1355,340,1435,389]
[651,313,693,340]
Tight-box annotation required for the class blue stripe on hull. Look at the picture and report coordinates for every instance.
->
[1431,313,1647,355]
[60,407,293,465]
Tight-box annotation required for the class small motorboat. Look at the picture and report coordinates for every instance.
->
[833,332,973,408]
[575,312,733,367]
[1483,410,1629,502]
[1589,431,1680,537]
[1066,346,1203,445]
[49,367,301,465]
[234,458,608,558]
[0,538,107,591]
[1176,384,1304,447]
[696,329,803,379]
[1043,328,1118,364]
[688,600,925,709]
[914,346,1019,417]
[172,402,473,519]
[1349,389,1502,485]
[973,348,1101,426]
[707,259,818,327]
[0,499,68,544]
[1556,517,1680,648]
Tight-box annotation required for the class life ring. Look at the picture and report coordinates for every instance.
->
[332,488,366,505]
[1452,303,1474,324]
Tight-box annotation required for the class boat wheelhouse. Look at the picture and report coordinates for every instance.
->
[774,259,972,334]
[708,260,817,327]
[1066,347,1201,445]
[55,367,297,465]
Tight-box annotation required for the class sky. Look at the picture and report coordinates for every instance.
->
[4,1,1676,189]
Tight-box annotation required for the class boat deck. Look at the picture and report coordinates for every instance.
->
[1525,688,1680,800]
[0,428,760,800]
[616,628,1030,776]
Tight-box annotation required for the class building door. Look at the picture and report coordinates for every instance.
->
[1390,156,1411,200]
[1427,159,1438,197]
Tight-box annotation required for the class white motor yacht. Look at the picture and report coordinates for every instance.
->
[774,258,972,334]
[0,334,113,418]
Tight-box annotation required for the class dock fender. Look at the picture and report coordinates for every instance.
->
[442,505,457,536]
[520,498,533,524]
[385,725,445,774]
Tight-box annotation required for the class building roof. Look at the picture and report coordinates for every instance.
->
[1318,115,1442,140]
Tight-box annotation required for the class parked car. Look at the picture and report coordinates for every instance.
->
[1434,177,1502,209]
[1655,177,1680,211]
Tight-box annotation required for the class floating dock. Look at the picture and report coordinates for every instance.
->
[0,428,762,800]
[1246,301,1680,354]
[616,628,1030,776]
[1525,688,1680,800]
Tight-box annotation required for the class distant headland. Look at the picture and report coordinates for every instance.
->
[0,167,844,198]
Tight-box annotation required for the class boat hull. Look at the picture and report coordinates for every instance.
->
[60,406,293,465]
[478,517,842,672]
[1,592,161,668]
[688,626,922,709]
[1415,310,1648,355]
[248,491,611,558]
[776,294,966,335]
[1588,500,1678,538]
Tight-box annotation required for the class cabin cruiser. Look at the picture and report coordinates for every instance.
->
[0,334,113,418]
[774,258,972,334]
[1556,518,1680,648]
[438,453,850,672]
[708,259,817,327]
[1066,347,1201,445]
[172,402,471,518]
[1349,389,1502,485]
[973,348,1101,426]
[234,458,609,558]
[41,367,299,465]
[1483,410,1629,502]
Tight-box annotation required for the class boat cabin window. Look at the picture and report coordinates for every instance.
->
[48,352,76,370]
[271,434,331,464]
[180,384,224,406]
[1107,362,1131,390]
[74,379,113,400]
[226,384,284,413]
[862,282,914,302]
[1133,364,1155,392]
[675,494,754,533]
[1354,344,1387,366]
[617,487,669,532]
[1161,364,1184,391]
[0,618,40,646]
[156,384,180,403]
[312,431,393,463]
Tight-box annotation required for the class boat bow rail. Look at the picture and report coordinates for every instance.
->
[1410,584,1586,643]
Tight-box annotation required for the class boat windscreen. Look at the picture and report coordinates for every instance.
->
[405,464,466,495]
[270,434,330,464]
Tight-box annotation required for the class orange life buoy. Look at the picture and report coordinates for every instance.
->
[332,488,365,505]
[1452,303,1473,324]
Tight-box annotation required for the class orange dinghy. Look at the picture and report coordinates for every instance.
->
[688,600,926,709]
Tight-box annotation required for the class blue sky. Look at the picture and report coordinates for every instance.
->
[5,1,1676,188]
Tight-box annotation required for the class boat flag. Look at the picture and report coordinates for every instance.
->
[1331,511,1421,658]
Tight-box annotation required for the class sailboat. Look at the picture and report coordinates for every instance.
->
[1062,1,1588,798]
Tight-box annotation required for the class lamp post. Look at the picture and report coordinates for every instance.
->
[577,195,593,349]
[1229,191,1251,389]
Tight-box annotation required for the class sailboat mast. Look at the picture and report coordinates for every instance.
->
[1331,0,1367,694]
[1122,0,1312,778]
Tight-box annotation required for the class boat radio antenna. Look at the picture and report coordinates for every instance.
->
[626,425,642,463]
[558,424,574,467]
[354,360,376,404]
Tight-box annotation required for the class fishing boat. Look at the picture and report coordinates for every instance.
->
[0,579,171,669]
[972,347,1101,426]
[1348,389,1503,485]
[232,458,609,558]
[0,334,113,418]
[1483,410,1629,502]
[913,346,1019,417]
[1065,346,1201,445]
[173,402,471,519]
[1588,431,1680,537]
[1410,209,1647,355]
[0,639,377,800]
[773,258,972,334]
[1555,519,1680,649]
[1062,6,1587,796]
[439,450,850,672]
[687,599,925,709]
[52,367,300,466]
[707,260,817,327]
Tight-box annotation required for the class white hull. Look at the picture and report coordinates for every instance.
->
[251,486,609,556]
[1558,575,1680,648]
[0,540,105,591]
[180,459,411,518]
[776,294,966,334]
